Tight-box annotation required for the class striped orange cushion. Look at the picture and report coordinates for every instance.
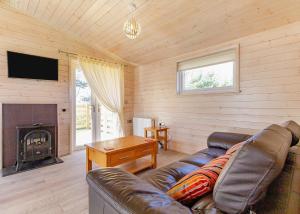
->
[167,142,244,204]
[226,142,244,155]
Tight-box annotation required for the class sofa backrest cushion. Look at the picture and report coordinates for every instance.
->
[281,120,300,146]
[213,124,292,214]
[207,132,251,150]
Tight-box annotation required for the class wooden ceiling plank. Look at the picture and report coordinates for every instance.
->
[16,0,29,11]
[2,0,11,7]
[128,3,300,64]
[67,0,109,33]
[116,0,250,58]
[39,0,61,21]
[81,0,149,43]
[111,0,293,62]
[94,0,217,55]
[96,0,200,50]
[107,0,300,63]
[94,0,148,29]
[80,0,300,64]
[78,0,128,41]
[87,0,166,44]
[48,0,73,25]
[92,0,221,49]
[27,0,40,16]
[33,0,50,17]
[75,0,122,37]
[52,0,86,29]
[4,0,300,65]
[63,0,98,32]
[10,0,17,9]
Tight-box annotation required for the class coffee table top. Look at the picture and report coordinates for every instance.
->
[85,135,155,154]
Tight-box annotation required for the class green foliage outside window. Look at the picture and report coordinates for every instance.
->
[187,72,232,89]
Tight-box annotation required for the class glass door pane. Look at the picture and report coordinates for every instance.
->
[75,69,92,147]
[100,105,118,141]
[74,68,121,147]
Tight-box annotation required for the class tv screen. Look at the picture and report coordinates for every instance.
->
[7,51,58,81]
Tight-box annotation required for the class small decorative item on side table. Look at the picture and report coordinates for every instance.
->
[144,125,169,151]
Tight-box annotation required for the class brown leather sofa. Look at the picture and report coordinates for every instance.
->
[86,121,300,214]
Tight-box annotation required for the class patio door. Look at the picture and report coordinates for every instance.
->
[75,68,93,148]
[74,68,118,149]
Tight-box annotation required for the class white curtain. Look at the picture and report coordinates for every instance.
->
[74,57,125,137]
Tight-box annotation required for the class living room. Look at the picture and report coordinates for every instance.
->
[0,1,299,214]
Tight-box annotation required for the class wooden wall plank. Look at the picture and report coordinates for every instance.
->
[133,22,300,154]
[0,7,134,161]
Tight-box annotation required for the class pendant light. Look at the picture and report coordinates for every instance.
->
[123,2,141,40]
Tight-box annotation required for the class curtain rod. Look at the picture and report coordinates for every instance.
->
[58,50,128,67]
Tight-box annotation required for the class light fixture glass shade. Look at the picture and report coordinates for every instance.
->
[123,17,141,40]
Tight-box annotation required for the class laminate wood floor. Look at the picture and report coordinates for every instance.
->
[0,150,186,214]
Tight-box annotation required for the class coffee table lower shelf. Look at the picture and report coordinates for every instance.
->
[116,157,154,174]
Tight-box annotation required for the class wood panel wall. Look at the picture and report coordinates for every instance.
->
[133,21,300,154]
[124,65,134,135]
[0,6,134,160]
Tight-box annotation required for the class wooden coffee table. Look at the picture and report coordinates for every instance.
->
[85,136,157,174]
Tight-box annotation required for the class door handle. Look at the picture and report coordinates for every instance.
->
[91,105,96,112]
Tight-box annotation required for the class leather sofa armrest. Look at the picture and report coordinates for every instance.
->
[207,132,252,150]
[86,168,192,214]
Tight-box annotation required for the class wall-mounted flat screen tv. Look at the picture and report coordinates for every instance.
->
[7,51,58,81]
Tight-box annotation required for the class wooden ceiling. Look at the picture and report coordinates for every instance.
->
[3,0,300,65]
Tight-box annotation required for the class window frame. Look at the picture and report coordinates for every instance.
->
[176,45,240,95]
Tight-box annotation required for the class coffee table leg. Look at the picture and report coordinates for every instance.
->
[151,142,157,169]
[86,148,92,173]
[151,154,157,169]
[163,130,168,151]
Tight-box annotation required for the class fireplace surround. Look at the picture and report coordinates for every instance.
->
[1,104,63,176]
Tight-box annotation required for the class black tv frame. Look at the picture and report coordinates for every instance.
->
[7,51,58,81]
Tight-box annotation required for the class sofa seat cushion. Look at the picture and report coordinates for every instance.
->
[199,148,227,158]
[180,148,226,167]
[142,161,200,192]
[180,153,215,167]
[87,168,192,214]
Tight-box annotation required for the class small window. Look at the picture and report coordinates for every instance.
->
[177,47,239,94]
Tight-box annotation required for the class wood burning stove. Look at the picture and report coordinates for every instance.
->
[16,124,56,171]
